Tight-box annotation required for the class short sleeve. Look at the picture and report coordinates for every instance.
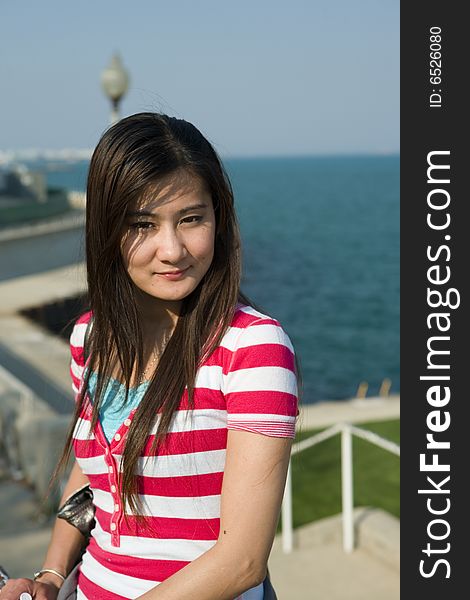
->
[69,311,92,401]
[222,317,299,438]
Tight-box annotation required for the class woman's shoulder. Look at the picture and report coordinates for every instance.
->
[69,310,93,366]
[223,304,299,431]
[231,302,281,328]
[226,303,294,351]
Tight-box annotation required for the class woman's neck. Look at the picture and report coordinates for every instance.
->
[134,289,181,334]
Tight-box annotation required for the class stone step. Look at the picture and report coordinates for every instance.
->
[268,509,399,599]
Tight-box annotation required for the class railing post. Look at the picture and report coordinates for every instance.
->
[282,459,293,553]
[285,422,398,556]
[341,424,354,553]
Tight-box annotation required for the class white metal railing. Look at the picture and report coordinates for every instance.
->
[281,422,400,554]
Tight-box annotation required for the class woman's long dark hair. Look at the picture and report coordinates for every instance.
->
[56,113,254,516]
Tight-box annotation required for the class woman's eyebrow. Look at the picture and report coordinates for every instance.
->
[126,203,208,217]
[176,203,208,216]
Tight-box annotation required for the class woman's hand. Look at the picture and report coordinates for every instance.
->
[0,577,60,600]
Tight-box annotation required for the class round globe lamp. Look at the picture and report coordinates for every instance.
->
[101,54,130,125]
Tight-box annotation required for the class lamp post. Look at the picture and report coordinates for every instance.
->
[101,53,130,125]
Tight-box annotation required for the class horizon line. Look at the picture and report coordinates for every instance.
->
[1,148,400,162]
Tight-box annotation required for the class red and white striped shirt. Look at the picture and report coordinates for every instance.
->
[70,304,298,599]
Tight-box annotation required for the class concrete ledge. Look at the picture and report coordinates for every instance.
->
[0,314,77,401]
[0,371,71,510]
[0,479,54,578]
[14,413,71,507]
[286,507,399,571]
[0,381,54,476]
[0,390,24,475]
[269,509,400,600]
[298,395,400,430]
[0,210,84,243]
[0,263,86,313]
[356,507,400,571]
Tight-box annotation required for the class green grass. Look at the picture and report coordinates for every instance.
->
[286,419,400,529]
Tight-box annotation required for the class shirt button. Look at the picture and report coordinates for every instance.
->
[111,485,117,493]
[108,466,113,473]
[114,504,119,512]
[114,433,121,442]
[110,523,117,531]
[124,419,131,427]
[105,448,109,455]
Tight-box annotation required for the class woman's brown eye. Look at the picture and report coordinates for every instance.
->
[181,215,202,224]
[131,222,153,230]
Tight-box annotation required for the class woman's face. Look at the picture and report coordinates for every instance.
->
[121,170,216,312]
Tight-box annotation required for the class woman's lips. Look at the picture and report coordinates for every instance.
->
[155,267,190,280]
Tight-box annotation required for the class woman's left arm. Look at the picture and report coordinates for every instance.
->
[137,428,292,600]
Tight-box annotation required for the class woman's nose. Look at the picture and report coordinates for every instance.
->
[155,225,186,263]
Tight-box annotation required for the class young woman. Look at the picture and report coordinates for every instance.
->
[2,113,299,600]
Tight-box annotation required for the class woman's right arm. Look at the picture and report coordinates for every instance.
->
[1,461,89,600]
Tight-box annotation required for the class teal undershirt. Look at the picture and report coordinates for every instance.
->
[87,371,149,442]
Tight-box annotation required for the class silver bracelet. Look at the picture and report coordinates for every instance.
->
[33,568,66,584]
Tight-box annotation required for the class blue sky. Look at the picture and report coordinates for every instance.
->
[0,0,399,157]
